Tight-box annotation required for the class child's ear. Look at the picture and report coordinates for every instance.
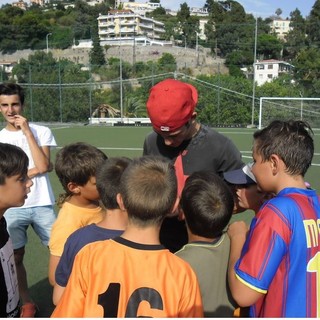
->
[270,154,281,175]
[67,182,80,194]
[116,193,126,211]
[177,205,185,221]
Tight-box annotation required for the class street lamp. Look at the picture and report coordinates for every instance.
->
[46,33,52,54]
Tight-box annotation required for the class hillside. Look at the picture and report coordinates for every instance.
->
[0,44,228,77]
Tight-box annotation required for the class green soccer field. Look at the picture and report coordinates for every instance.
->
[23,124,320,316]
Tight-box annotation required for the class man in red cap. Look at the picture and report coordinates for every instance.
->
[143,78,243,252]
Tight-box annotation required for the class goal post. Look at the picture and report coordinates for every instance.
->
[259,97,320,129]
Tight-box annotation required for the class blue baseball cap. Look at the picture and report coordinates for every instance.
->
[223,163,256,185]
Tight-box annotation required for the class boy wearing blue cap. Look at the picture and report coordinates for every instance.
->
[224,163,271,214]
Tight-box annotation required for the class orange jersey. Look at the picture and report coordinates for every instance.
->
[52,237,203,318]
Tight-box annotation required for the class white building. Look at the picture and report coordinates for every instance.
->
[269,17,292,40]
[254,59,294,86]
[0,61,16,77]
[190,7,208,16]
[115,1,160,13]
[97,10,167,46]
[121,1,160,15]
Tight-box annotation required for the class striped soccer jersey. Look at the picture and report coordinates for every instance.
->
[235,188,320,317]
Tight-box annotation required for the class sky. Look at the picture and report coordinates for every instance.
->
[0,0,315,18]
[161,0,316,18]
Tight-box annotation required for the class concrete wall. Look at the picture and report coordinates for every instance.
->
[0,45,228,77]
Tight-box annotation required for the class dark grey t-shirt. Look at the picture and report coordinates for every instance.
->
[143,125,243,252]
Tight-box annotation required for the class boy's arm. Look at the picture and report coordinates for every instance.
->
[52,237,78,305]
[53,284,65,306]
[227,221,264,307]
[49,255,60,286]
[14,115,51,177]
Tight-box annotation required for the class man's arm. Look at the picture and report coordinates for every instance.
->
[14,115,51,177]
[227,221,264,307]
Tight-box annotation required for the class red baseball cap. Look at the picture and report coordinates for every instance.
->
[146,79,198,132]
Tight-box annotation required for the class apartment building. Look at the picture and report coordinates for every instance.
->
[269,17,292,40]
[97,9,166,46]
[11,0,27,10]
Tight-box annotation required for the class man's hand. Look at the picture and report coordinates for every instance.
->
[13,115,30,134]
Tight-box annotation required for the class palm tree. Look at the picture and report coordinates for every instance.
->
[123,96,147,117]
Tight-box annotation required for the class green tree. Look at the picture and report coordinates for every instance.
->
[11,51,93,122]
[225,51,251,77]
[52,26,73,49]
[293,47,320,95]
[206,2,254,57]
[123,95,147,117]
[158,53,176,72]
[306,0,320,47]
[89,24,106,67]
[148,6,166,17]
[197,74,253,125]
[284,9,306,60]
[176,2,200,47]
[257,34,283,59]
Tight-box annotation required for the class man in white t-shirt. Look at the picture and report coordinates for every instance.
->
[0,83,57,317]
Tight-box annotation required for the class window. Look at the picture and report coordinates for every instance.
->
[257,64,264,70]
[267,74,273,79]
[268,64,273,69]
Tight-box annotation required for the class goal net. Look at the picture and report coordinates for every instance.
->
[259,97,320,129]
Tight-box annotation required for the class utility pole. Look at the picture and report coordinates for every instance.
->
[133,23,136,74]
[251,17,258,126]
[196,31,199,66]
[119,18,123,123]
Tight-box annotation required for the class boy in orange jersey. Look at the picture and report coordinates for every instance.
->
[48,142,107,286]
[51,156,203,318]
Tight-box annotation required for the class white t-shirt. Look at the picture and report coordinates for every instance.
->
[0,124,57,207]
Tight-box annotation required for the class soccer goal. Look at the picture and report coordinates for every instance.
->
[259,97,320,129]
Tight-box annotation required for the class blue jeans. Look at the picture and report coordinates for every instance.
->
[4,206,56,249]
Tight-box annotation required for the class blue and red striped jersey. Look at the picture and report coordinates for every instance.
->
[235,188,320,317]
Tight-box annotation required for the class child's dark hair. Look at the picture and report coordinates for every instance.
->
[96,157,132,210]
[0,83,25,105]
[0,143,29,185]
[55,142,107,204]
[119,156,177,226]
[253,120,314,176]
[180,171,234,238]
